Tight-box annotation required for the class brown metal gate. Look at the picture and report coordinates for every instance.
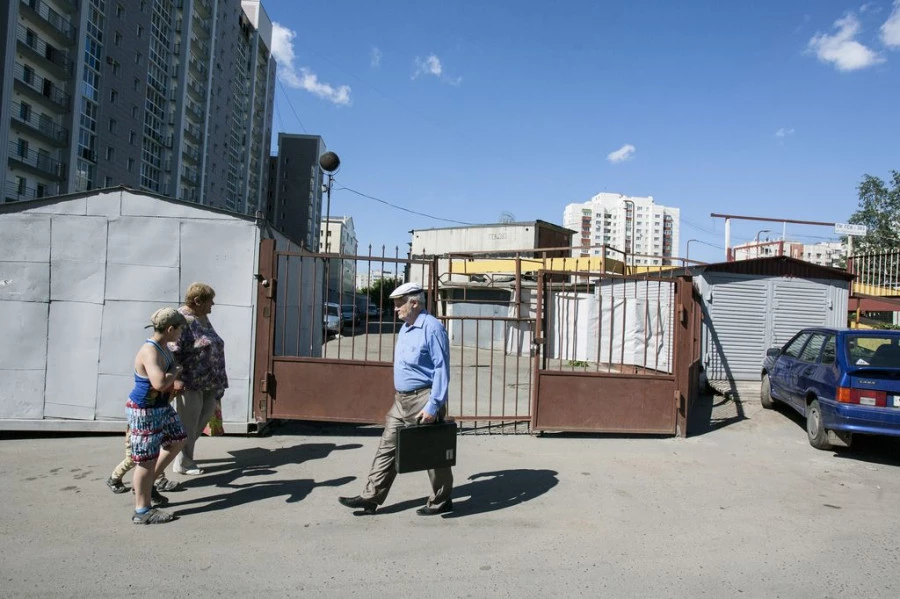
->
[253,239,436,424]
[530,270,700,436]
[253,240,700,436]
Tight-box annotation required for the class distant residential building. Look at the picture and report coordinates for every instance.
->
[319,216,357,298]
[267,133,325,248]
[562,193,680,266]
[2,0,275,216]
[733,239,846,268]
[356,269,400,291]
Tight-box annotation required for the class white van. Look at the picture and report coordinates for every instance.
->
[323,302,342,336]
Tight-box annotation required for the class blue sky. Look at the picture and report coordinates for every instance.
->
[263,0,900,264]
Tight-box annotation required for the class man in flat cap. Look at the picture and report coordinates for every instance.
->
[338,282,453,516]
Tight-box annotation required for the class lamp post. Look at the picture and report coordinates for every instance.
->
[319,151,340,302]
[622,199,635,271]
[754,229,771,259]
[686,239,697,262]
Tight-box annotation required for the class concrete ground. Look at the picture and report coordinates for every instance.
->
[2,391,900,598]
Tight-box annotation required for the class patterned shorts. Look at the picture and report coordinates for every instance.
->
[126,401,187,463]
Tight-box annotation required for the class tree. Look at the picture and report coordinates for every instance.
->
[847,170,900,254]
[359,277,401,311]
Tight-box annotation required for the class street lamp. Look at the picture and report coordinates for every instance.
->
[319,151,340,303]
[319,151,341,252]
[754,229,771,259]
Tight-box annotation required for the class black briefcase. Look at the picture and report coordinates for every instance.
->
[395,420,458,473]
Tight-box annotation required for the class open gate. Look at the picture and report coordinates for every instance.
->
[530,270,700,436]
[253,239,435,424]
[252,240,701,436]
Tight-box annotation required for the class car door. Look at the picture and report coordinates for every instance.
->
[795,332,828,412]
[769,332,811,409]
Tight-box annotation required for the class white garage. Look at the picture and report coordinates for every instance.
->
[0,187,312,432]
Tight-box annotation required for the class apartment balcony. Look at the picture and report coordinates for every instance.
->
[7,141,65,179]
[187,78,205,101]
[17,24,74,75]
[13,63,70,111]
[194,0,212,18]
[192,15,211,37]
[182,145,200,163]
[181,164,199,183]
[190,34,210,57]
[186,100,204,120]
[183,123,202,144]
[10,102,68,145]
[18,0,76,43]
[188,55,207,78]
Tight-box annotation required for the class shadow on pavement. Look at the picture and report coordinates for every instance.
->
[171,442,361,516]
[687,391,747,437]
[377,469,559,517]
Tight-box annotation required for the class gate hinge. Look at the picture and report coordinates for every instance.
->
[265,277,277,299]
[260,371,274,394]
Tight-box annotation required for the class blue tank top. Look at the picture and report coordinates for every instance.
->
[128,340,175,407]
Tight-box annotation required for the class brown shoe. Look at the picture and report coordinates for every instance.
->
[338,495,377,515]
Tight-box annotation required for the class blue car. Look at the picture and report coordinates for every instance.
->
[761,327,900,450]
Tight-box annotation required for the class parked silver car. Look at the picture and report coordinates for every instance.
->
[323,302,342,335]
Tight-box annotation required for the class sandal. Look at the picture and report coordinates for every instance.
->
[132,507,176,525]
[154,476,184,492]
[106,477,128,494]
[173,467,204,476]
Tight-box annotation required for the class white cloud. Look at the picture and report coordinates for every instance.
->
[882,1,900,47]
[414,55,443,78]
[271,22,352,106]
[807,13,884,71]
[607,144,636,164]
[412,54,462,85]
[371,46,382,68]
[775,127,795,138]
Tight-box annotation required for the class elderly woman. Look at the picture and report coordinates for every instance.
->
[169,282,228,475]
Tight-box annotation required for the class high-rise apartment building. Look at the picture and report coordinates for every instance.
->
[267,133,325,249]
[733,239,846,268]
[1,0,275,216]
[563,192,680,266]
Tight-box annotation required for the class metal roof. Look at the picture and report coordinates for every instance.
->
[666,255,854,281]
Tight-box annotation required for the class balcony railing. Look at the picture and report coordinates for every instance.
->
[14,63,70,110]
[5,180,56,202]
[10,102,68,144]
[19,0,76,41]
[16,24,74,73]
[7,141,65,179]
[848,250,900,297]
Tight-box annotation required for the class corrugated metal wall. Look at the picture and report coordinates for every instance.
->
[700,273,849,382]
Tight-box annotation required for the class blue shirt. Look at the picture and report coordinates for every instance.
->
[394,310,450,416]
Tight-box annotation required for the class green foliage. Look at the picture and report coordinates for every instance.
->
[567,360,591,368]
[359,277,401,311]
[848,171,900,253]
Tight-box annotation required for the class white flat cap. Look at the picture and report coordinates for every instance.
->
[389,282,423,298]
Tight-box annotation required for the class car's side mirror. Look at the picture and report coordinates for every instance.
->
[766,347,782,358]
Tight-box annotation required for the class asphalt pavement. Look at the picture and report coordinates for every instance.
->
[1,392,899,598]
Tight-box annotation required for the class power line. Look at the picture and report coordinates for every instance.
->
[277,79,307,133]
[334,181,475,226]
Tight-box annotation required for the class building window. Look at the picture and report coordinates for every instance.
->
[106,146,114,160]
[108,119,116,132]
[114,31,122,45]
[19,102,31,121]
[137,25,143,38]
[17,139,29,157]
[134,52,142,65]
[16,176,26,194]
[116,3,124,17]
[129,130,136,144]
[36,183,46,198]
[104,177,113,187]
[127,158,134,172]
[110,89,118,103]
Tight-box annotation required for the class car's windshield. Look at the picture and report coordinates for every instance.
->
[326,306,339,316]
[845,336,900,368]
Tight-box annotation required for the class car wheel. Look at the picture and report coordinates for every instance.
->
[760,374,775,409]
[806,399,831,450]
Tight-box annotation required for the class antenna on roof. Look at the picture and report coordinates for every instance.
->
[499,211,515,223]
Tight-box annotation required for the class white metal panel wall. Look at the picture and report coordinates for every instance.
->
[701,274,850,382]
[0,190,265,430]
[701,275,769,382]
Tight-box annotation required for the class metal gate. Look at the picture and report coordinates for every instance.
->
[253,239,436,424]
[530,270,700,436]
[253,240,700,436]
